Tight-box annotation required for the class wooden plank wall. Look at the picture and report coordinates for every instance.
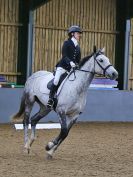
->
[129,19,133,90]
[0,0,20,83]
[33,0,117,72]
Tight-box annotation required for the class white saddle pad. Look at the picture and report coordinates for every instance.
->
[39,73,54,94]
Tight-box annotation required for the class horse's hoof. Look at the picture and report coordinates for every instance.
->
[45,142,54,151]
[27,148,30,154]
[45,144,50,151]
[46,154,53,160]
[23,148,30,154]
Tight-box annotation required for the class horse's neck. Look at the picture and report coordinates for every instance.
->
[81,56,94,73]
[79,56,94,85]
[71,57,94,92]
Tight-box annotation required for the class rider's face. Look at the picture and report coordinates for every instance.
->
[73,32,81,41]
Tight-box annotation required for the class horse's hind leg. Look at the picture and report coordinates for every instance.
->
[23,95,34,152]
[29,103,50,149]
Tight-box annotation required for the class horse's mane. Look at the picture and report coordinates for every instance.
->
[79,53,93,69]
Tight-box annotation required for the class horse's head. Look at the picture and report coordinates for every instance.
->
[93,47,118,80]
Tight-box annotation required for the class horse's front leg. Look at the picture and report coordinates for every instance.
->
[45,114,78,159]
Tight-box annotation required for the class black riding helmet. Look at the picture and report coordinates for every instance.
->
[68,25,82,34]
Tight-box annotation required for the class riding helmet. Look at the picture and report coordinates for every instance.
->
[68,25,82,34]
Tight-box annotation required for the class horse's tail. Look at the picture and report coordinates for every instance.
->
[11,91,26,123]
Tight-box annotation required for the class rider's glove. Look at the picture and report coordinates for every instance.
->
[70,61,76,68]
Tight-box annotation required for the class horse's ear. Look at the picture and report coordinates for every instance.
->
[101,47,105,53]
[93,45,97,53]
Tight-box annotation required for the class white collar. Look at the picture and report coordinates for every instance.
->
[71,37,78,47]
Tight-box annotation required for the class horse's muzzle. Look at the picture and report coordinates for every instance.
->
[110,71,118,80]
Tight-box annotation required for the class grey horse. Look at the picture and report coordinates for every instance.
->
[12,47,118,159]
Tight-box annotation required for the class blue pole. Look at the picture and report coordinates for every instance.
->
[123,19,131,90]
[27,10,34,78]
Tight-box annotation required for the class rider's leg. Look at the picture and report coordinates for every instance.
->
[47,67,66,105]
[47,83,58,108]
[47,67,66,108]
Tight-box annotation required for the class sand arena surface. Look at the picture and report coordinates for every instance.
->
[0,122,133,177]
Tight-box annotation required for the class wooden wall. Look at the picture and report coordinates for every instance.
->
[0,0,118,83]
[33,0,117,72]
[0,0,21,83]
[129,19,133,90]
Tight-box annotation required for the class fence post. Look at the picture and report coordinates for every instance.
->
[123,19,131,90]
[27,9,34,78]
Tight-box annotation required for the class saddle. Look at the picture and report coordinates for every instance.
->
[47,72,68,90]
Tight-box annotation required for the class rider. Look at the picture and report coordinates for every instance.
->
[47,25,82,108]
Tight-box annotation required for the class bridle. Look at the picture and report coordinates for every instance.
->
[68,52,112,80]
[93,52,112,76]
[78,52,112,76]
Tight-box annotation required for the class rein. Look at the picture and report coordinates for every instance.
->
[76,68,94,74]
[68,52,112,81]
[68,67,95,81]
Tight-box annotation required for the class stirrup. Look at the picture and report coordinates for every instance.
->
[47,99,54,109]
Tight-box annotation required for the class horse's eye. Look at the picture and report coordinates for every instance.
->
[99,59,103,62]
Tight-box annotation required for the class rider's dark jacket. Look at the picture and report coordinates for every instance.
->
[56,38,81,71]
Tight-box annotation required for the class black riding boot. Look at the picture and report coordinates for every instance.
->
[47,84,57,108]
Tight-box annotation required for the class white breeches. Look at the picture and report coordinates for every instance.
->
[54,67,67,86]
